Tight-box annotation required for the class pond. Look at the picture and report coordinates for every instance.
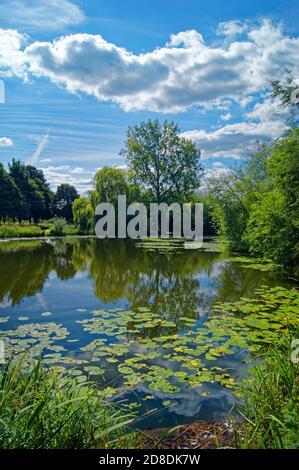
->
[0,237,294,429]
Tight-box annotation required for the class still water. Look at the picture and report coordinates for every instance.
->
[0,237,287,429]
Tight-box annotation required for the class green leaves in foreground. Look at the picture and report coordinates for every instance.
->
[0,358,136,449]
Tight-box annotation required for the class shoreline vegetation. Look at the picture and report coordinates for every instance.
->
[0,221,79,239]
[1,326,298,449]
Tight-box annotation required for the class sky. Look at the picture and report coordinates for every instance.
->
[0,0,299,193]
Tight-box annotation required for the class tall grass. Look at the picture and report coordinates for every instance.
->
[0,224,43,238]
[0,358,136,449]
[0,222,78,239]
[235,328,299,448]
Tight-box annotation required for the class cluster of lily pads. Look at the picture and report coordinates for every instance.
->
[1,286,298,408]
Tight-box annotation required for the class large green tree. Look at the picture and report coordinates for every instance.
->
[121,119,202,203]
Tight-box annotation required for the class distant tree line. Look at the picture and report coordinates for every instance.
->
[0,159,79,223]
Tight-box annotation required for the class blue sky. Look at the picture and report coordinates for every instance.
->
[0,0,298,192]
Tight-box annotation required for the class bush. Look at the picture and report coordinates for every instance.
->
[45,218,65,237]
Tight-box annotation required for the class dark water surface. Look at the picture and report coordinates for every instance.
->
[0,237,289,429]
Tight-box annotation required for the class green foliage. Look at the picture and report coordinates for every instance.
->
[8,160,53,222]
[0,224,44,239]
[206,128,299,271]
[0,163,23,220]
[72,196,94,234]
[121,119,202,203]
[0,358,136,449]
[271,70,299,112]
[44,218,66,237]
[246,129,299,270]
[93,167,129,206]
[53,184,79,222]
[235,328,299,449]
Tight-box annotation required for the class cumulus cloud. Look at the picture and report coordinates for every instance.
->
[0,28,27,78]
[0,20,298,112]
[14,20,299,112]
[217,20,248,36]
[0,136,14,146]
[0,0,84,31]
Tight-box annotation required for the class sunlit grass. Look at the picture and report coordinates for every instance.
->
[0,358,137,449]
[235,327,299,449]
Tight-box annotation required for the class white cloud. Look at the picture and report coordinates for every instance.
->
[182,96,287,159]
[0,136,14,146]
[0,20,298,112]
[201,162,232,191]
[41,165,93,194]
[19,20,299,112]
[0,0,84,31]
[70,166,85,174]
[0,28,27,78]
[220,112,232,121]
[217,20,247,36]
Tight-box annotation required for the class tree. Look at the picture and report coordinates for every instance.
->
[205,129,299,271]
[121,119,202,203]
[72,197,94,234]
[0,164,24,220]
[54,184,79,222]
[26,165,53,220]
[246,128,299,270]
[93,167,128,207]
[9,159,45,221]
[271,70,299,109]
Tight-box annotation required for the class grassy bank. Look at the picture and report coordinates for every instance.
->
[0,359,137,449]
[235,327,299,449]
[0,222,78,239]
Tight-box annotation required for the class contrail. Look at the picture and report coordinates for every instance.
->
[26,130,50,165]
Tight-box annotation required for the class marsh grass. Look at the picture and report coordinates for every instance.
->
[0,358,137,449]
[235,327,299,448]
[0,222,78,239]
[0,224,43,238]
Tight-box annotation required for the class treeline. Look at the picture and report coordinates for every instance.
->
[205,128,299,272]
[0,159,79,222]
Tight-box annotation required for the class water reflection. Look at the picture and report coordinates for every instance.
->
[0,237,277,310]
[0,237,284,427]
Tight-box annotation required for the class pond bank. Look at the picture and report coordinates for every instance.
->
[140,419,238,449]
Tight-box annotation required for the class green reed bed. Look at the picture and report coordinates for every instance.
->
[0,224,44,238]
[0,222,78,239]
[0,358,137,449]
